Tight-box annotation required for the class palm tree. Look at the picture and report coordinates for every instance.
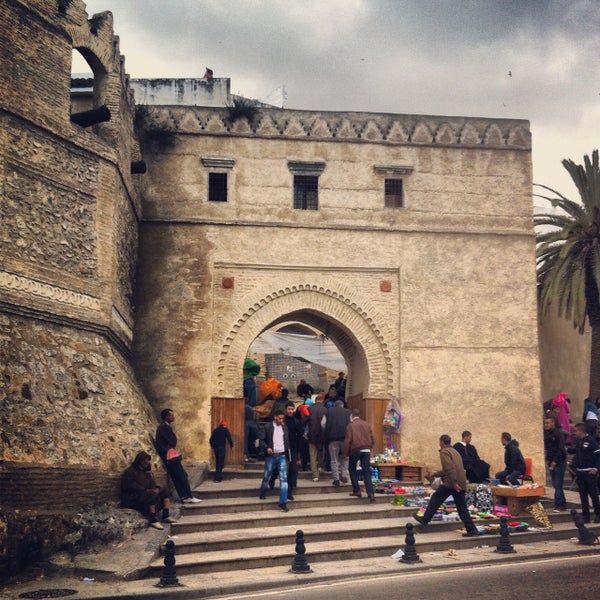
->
[535,150,600,398]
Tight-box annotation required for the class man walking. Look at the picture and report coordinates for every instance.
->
[209,420,234,482]
[572,422,600,523]
[308,392,327,482]
[259,410,291,511]
[413,435,479,536]
[325,399,350,486]
[344,408,376,502]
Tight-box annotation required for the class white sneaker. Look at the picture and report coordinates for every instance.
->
[150,521,164,530]
[312,477,319,482]
[185,497,202,504]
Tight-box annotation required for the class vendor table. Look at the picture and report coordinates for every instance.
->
[491,485,545,516]
[372,462,426,483]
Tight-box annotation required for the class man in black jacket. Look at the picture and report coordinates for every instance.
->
[572,422,600,523]
[325,400,351,486]
[495,432,525,485]
[155,408,201,504]
[259,410,291,511]
[453,431,490,483]
[543,416,567,512]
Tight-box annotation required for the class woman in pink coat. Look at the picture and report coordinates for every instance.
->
[552,392,571,438]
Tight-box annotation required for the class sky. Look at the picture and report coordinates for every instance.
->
[76,0,600,206]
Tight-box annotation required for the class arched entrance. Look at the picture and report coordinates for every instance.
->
[211,285,399,466]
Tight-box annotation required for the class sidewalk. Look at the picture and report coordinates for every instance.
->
[0,485,592,600]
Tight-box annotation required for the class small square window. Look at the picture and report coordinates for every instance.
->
[293,175,319,210]
[209,172,228,202]
[385,178,403,208]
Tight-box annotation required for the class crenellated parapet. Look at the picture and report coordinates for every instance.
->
[145,105,530,149]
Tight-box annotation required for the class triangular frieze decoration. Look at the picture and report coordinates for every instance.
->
[178,110,202,133]
[256,114,281,135]
[308,117,332,138]
[434,123,457,145]
[282,117,307,137]
[506,126,531,148]
[204,113,227,133]
[360,120,383,141]
[482,123,505,146]
[334,118,357,139]
[458,122,481,145]
[230,118,253,134]
[410,121,434,144]
[386,121,409,143]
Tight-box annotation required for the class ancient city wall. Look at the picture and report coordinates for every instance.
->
[0,0,158,577]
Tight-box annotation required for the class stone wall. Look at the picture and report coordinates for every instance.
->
[0,0,156,578]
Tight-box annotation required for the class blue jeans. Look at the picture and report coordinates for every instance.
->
[260,453,288,504]
[550,461,567,509]
[349,451,374,497]
[495,469,523,485]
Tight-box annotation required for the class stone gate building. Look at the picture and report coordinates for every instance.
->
[137,102,543,473]
[0,0,545,577]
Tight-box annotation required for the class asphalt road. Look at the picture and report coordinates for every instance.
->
[215,554,600,600]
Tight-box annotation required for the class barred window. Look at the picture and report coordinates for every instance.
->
[293,175,319,210]
[385,178,403,208]
[208,172,228,202]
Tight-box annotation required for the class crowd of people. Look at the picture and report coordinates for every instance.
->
[118,366,600,529]
[543,392,600,523]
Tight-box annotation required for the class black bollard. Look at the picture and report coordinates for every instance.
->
[495,516,516,554]
[131,160,147,174]
[290,529,313,573]
[157,539,182,587]
[70,105,111,127]
[571,508,598,545]
[400,522,422,563]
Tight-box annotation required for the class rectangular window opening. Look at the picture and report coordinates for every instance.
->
[209,172,228,202]
[293,175,319,210]
[385,178,403,208]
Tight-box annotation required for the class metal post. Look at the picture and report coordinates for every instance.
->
[400,522,421,563]
[290,529,313,573]
[495,516,516,553]
[157,539,181,587]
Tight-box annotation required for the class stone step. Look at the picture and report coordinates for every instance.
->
[168,510,576,554]
[174,499,401,532]
[176,496,572,535]
[149,520,591,577]
[182,489,407,512]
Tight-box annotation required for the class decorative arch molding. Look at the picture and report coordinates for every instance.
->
[216,285,396,398]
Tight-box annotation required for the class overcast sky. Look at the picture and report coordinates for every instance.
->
[77,0,600,204]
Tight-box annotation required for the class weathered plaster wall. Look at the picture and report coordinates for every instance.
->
[538,306,591,416]
[136,106,543,477]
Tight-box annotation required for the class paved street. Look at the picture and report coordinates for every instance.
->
[215,554,600,600]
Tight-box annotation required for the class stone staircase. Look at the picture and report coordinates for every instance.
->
[146,464,589,578]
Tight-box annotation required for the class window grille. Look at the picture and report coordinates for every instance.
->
[293,175,319,210]
[385,178,403,208]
